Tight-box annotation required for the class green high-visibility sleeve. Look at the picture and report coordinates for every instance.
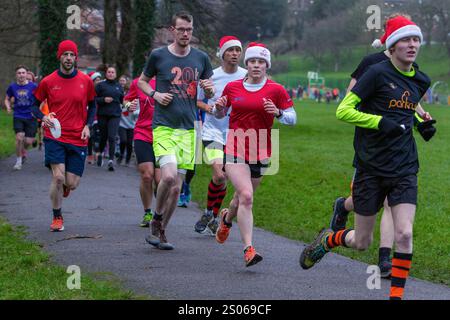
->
[336,92,382,129]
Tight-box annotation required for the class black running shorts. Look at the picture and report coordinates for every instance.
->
[352,169,418,216]
[134,139,156,165]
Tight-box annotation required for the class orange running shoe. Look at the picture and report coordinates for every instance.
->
[63,184,70,198]
[215,208,232,244]
[244,246,263,267]
[50,216,64,232]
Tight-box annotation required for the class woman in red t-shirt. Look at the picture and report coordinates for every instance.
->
[213,43,297,267]
[124,76,161,227]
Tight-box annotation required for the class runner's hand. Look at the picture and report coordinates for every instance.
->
[263,98,280,116]
[154,92,173,106]
[200,79,215,97]
[104,97,113,103]
[127,99,139,112]
[214,96,227,112]
[81,125,90,140]
[6,107,12,114]
[421,112,432,121]
[417,119,437,142]
[42,113,55,128]
[378,117,405,138]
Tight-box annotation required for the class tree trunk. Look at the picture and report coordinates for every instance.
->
[103,0,118,65]
[115,0,134,76]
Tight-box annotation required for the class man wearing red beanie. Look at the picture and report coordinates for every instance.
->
[32,39,96,232]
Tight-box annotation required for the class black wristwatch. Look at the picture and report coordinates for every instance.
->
[150,90,156,98]
[276,109,283,118]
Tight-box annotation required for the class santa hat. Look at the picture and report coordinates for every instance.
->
[90,72,102,81]
[244,42,271,69]
[372,16,423,49]
[216,36,242,60]
[57,40,78,59]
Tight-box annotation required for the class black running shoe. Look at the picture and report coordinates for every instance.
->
[330,197,349,231]
[379,259,392,279]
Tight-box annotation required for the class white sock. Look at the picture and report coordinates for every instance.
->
[16,157,22,164]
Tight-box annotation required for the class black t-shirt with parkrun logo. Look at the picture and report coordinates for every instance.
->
[143,46,213,130]
[351,60,430,177]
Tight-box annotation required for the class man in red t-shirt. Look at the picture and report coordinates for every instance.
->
[123,77,161,228]
[32,40,96,232]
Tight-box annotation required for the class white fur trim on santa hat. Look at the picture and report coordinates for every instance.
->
[244,46,271,69]
[372,39,383,49]
[217,40,242,60]
[386,25,423,49]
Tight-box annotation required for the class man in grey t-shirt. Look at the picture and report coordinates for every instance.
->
[138,11,214,250]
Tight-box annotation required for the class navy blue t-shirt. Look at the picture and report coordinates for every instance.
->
[6,82,37,119]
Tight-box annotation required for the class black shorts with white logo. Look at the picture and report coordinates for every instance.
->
[352,169,418,216]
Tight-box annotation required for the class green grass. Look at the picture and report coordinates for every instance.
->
[0,110,15,158]
[272,44,450,89]
[0,217,145,299]
[190,100,450,286]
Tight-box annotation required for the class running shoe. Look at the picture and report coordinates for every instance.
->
[63,184,71,198]
[216,208,232,244]
[299,228,332,270]
[177,193,187,207]
[108,160,114,171]
[140,211,153,228]
[206,218,219,236]
[13,162,22,171]
[157,229,174,250]
[244,246,263,267]
[50,216,64,232]
[145,219,162,246]
[184,192,192,205]
[97,154,103,167]
[330,197,349,231]
[379,258,392,279]
[194,210,213,234]
[87,155,95,164]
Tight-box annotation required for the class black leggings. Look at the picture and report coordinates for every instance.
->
[98,115,120,160]
[118,127,134,162]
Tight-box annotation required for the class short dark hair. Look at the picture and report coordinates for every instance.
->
[15,65,28,72]
[171,11,193,26]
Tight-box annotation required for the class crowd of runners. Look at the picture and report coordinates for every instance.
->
[3,11,438,300]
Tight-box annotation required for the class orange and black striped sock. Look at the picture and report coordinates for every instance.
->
[390,252,413,300]
[213,186,227,217]
[326,229,353,249]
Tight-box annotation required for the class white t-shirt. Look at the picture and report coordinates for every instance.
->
[199,66,247,145]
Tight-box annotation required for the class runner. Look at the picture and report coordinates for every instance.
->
[123,76,160,227]
[300,16,436,300]
[213,42,296,267]
[95,66,124,171]
[31,39,96,232]
[5,65,38,170]
[330,12,435,278]
[193,35,247,235]
[87,72,102,164]
[137,11,214,250]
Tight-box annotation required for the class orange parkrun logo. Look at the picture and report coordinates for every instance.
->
[388,91,417,111]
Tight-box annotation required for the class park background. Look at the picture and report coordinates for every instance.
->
[0,0,449,299]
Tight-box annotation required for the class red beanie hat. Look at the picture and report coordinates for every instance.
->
[57,40,78,59]
[372,16,423,49]
[216,36,242,60]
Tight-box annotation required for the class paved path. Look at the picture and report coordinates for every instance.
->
[1,150,449,300]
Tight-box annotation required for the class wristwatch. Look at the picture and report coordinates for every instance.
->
[276,109,283,118]
[150,90,156,98]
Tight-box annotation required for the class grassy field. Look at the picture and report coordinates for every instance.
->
[0,218,143,299]
[272,44,450,89]
[0,110,15,158]
[190,100,450,286]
